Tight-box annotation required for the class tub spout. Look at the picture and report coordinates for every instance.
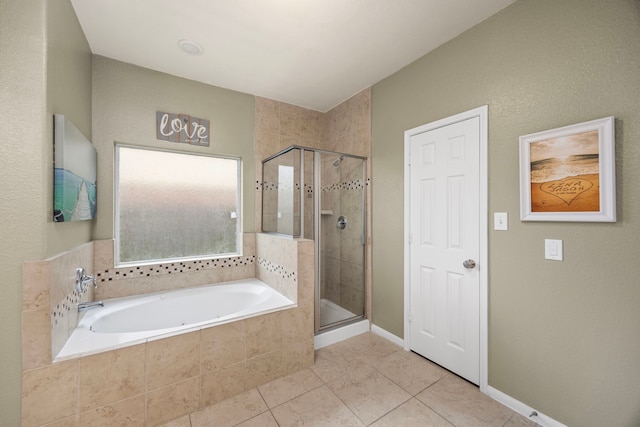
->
[78,301,104,312]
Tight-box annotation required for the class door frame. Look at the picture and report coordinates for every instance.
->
[403,105,489,392]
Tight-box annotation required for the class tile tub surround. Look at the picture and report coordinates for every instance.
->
[22,241,95,370]
[21,233,314,426]
[93,234,258,300]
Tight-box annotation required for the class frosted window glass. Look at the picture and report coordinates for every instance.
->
[116,146,240,265]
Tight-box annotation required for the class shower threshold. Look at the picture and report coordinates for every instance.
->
[316,299,369,349]
[320,298,357,326]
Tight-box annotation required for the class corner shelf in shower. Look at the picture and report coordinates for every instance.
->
[320,210,334,216]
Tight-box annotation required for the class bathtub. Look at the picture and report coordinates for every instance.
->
[54,278,295,361]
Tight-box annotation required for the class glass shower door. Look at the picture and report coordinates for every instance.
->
[316,152,366,331]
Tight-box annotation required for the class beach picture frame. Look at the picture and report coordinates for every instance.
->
[53,115,97,222]
[519,116,615,222]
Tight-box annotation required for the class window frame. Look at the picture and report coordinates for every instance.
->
[114,143,243,267]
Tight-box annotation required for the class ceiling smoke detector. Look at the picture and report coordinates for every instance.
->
[177,39,203,55]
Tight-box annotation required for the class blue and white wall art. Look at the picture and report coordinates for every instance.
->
[53,114,97,222]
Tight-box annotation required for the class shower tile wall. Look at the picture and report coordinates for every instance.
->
[320,157,365,317]
[320,157,338,304]
[325,89,371,158]
[255,98,325,234]
[255,88,372,318]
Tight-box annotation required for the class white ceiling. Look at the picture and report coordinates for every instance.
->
[70,0,514,112]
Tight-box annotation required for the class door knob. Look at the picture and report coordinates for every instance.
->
[463,259,476,269]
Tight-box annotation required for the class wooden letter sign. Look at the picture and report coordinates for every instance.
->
[156,111,210,146]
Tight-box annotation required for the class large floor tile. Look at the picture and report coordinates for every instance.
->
[376,349,448,395]
[236,411,279,427]
[257,368,323,408]
[310,342,364,383]
[370,398,454,427]
[327,364,412,425]
[336,332,402,366]
[417,375,514,427]
[157,414,191,427]
[271,385,364,426]
[190,389,268,427]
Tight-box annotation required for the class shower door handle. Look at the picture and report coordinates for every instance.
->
[337,216,347,230]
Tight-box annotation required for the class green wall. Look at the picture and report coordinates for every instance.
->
[47,0,94,255]
[92,57,256,241]
[0,0,92,424]
[371,1,640,426]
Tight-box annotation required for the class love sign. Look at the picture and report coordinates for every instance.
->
[156,111,210,146]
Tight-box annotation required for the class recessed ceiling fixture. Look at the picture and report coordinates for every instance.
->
[177,39,203,55]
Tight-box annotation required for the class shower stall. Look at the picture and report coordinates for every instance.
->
[262,146,366,333]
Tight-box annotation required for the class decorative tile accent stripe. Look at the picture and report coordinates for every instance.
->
[257,257,297,282]
[51,286,88,329]
[262,181,277,191]
[96,255,256,282]
[260,181,301,193]
[261,179,366,193]
[321,178,365,192]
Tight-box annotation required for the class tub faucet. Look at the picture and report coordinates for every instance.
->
[78,301,104,312]
[75,267,97,294]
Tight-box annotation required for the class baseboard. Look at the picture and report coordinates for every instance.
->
[486,386,567,427]
[314,319,370,349]
[370,324,404,347]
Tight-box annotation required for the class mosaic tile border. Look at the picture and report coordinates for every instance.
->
[260,179,368,193]
[257,257,297,282]
[321,178,366,192]
[51,286,89,329]
[260,181,303,193]
[96,255,256,282]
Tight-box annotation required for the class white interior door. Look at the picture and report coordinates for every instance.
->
[407,115,481,385]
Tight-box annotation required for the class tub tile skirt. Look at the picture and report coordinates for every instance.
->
[22,317,314,426]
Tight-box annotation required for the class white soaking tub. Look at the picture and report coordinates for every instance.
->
[54,278,295,361]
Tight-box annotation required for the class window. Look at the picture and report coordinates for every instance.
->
[115,145,241,266]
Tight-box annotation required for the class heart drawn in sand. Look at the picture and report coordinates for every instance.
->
[539,178,594,205]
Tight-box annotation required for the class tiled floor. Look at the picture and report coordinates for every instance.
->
[162,333,540,427]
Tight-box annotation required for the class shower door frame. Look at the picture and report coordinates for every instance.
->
[313,149,367,334]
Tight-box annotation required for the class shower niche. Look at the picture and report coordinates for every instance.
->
[262,146,366,333]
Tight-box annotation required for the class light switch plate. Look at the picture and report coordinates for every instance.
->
[545,239,563,261]
[494,212,508,231]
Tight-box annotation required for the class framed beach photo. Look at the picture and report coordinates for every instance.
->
[519,116,616,222]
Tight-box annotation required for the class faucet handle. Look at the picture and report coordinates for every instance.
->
[75,268,86,293]
[75,267,97,292]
